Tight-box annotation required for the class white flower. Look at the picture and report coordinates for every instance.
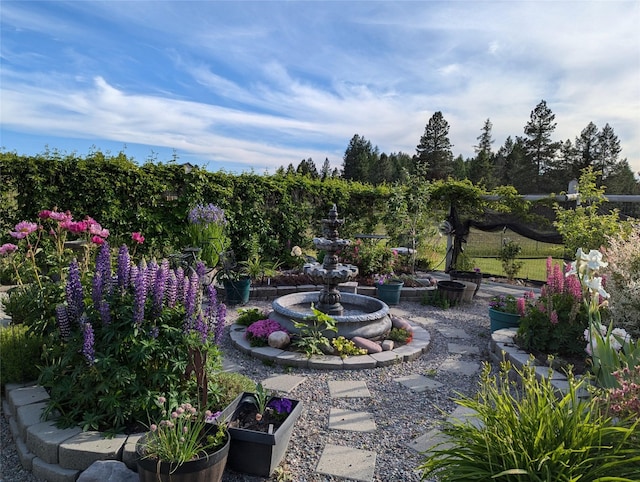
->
[585,276,610,299]
[611,327,631,345]
[290,246,302,257]
[585,249,608,271]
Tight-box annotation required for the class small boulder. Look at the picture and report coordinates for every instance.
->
[77,461,138,482]
[381,339,395,351]
[351,336,382,354]
[268,331,290,349]
[391,315,413,332]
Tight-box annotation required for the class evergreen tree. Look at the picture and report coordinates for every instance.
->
[342,134,379,183]
[475,118,494,154]
[597,123,622,178]
[415,111,454,180]
[296,158,318,178]
[451,154,467,180]
[573,122,599,176]
[285,163,296,176]
[523,100,560,188]
[320,158,331,181]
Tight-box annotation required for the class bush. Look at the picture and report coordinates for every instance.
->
[338,239,397,277]
[418,361,640,481]
[603,224,640,339]
[0,324,44,386]
[235,307,269,327]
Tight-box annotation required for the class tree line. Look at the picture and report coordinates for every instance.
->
[280,100,638,195]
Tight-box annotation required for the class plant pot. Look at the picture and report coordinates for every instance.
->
[220,392,302,477]
[136,426,230,482]
[376,280,404,305]
[449,270,482,296]
[436,280,465,305]
[223,278,251,305]
[489,308,521,332]
[459,281,477,303]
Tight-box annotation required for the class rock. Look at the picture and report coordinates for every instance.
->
[268,330,291,349]
[351,336,382,354]
[391,315,413,332]
[77,460,138,482]
[381,340,395,351]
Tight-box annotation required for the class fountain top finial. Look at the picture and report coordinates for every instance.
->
[322,204,344,240]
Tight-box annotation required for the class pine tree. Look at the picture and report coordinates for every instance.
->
[342,134,378,183]
[320,158,331,181]
[597,123,622,178]
[523,100,560,188]
[415,111,454,180]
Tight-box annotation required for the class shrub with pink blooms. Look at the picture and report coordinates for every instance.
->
[516,257,592,357]
[245,319,287,347]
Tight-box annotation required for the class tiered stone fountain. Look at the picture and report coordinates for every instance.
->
[269,204,392,340]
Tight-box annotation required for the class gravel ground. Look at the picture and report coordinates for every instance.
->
[1,296,492,482]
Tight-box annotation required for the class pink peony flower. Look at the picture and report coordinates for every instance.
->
[38,210,52,219]
[0,243,18,256]
[10,221,38,239]
[132,232,145,244]
[91,236,105,245]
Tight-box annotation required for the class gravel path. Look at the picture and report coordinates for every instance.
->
[1,296,493,482]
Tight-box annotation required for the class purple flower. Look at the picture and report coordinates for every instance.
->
[92,270,104,312]
[152,262,169,317]
[196,261,206,278]
[81,317,95,366]
[133,267,147,326]
[184,272,199,320]
[166,271,178,307]
[268,397,292,415]
[65,259,84,322]
[145,259,158,296]
[188,204,227,226]
[117,245,131,291]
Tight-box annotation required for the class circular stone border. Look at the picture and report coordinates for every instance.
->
[229,322,432,370]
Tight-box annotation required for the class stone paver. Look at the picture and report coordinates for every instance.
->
[395,374,443,392]
[328,380,371,398]
[447,342,480,355]
[438,359,481,377]
[436,326,470,339]
[408,428,453,453]
[261,374,306,393]
[328,408,377,432]
[316,443,376,482]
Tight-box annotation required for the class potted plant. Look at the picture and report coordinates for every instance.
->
[136,396,230,482]
[449,267,483,296]
[488,294,524,332]
[185,203,229,270]
[220,382,303,477]
[375,274,404,305]
[216,250,251,305]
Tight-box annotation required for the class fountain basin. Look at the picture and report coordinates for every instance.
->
[269,292,392,340]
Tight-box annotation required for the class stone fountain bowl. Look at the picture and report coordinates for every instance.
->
[269,292,391,340]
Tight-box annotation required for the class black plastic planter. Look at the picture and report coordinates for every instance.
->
[220,392,303,477]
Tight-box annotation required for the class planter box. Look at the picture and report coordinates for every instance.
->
[220,393,302,477]
[489,308,521,332]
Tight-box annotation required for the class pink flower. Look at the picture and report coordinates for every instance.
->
[10,221,38,239]
[0,243,18,256]
[91,236,105,245]
[150,424,157,432]
[68,221,88,233]
[517,297,526,316]
[38,210,52,219]
[50,210,72,222]
[158,396,166,404]
[550,310,559,325]
[132,232,145,244]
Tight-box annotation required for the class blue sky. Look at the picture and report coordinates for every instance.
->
[1,1,639,177]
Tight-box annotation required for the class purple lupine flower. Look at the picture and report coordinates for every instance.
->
[129,264,139,289]
[99,300,111,324]
[184,272,199,320]
[95,242,111,280]
[117,245,131,291]
[55,304,71,341]
[92,270,104,313]
[196,261,206,278]
[193,312,208,343]
[66,259,84,322]
[133,267,147,326]
[152,262,169,318]
[81,316,95,366]
[215,302,227,344]
[175,267,185,302]
[145,259,158,295]
[166,271,178,307]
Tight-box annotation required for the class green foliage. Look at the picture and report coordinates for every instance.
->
[3,282,65,336]
[235,308,268,327]
[292,305,338,358]
[419,361,640,481]
[338,239,397,277]
[554,167,631,256]
[331,336,367,358]
[0,324,44,385]
[387,327,413,344]
[421,289,452,309]
[207,371,257,411]
[499,239,524,281]
[244,382,272,418]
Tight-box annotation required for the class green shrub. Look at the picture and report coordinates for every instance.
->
[235,307,269,327]
[419,361,640,481]
[0,324,44,386]
[207,371,257,410]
